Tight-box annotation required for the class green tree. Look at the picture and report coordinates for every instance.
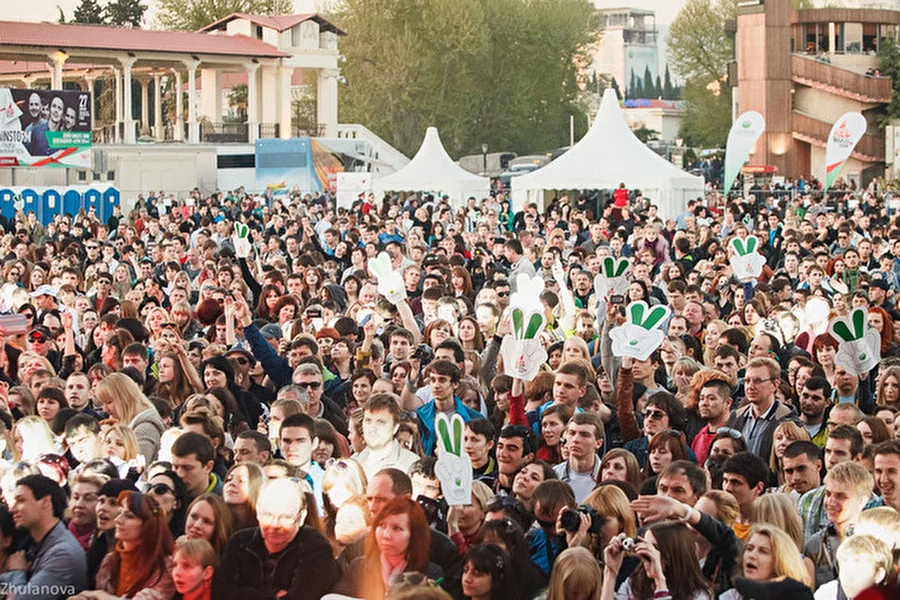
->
[334,0,600,157]
[879,37,900,125]
[157,0,292,30]
[105,0,146,26]
[610,76,622,100]
[663,64,674,99]
[633,126,659,143]
[73,0,106,23]
[655,75,662,99]
[679,78,731,147]
[643,66,655,97]
[668,0,734,83]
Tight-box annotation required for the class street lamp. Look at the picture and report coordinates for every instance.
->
[481,143,488,175]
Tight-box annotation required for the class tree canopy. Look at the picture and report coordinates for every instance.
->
[155,0,291,31]
[668,0,735,148]
[70,0,147,26]
[333,0,601,158]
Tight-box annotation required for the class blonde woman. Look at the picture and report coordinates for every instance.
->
[12,415,56,461]
[573,485,637,560]
[561,337,591,364]
[753,493,815,584]
[768,421,810,488]
[546,546,601,600]
[94,372,165,464]
[720,525,812,600]
[144,306,172,342]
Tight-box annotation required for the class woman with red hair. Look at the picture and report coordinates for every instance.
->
[88,491,176,599]
[869,306,898,357]
[811,332,840,387]
[340,496,442,599]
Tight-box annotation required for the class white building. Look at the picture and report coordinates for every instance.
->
[593,7,659,94]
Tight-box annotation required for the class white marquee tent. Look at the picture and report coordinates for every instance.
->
[373,127,490,207]
[511,88,705,217]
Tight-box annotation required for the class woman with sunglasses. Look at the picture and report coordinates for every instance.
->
[145,469,188,539]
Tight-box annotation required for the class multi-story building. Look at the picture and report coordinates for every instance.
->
[594,7,659,95]
[736,0,898,185]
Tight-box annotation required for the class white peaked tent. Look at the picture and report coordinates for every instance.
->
[511,88,705,218]
[373,127,491,207]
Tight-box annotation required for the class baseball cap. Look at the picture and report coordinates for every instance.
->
[260,323,283,339]
[225,344,257,367]
[29,285,57,299]
[870,279,889,291]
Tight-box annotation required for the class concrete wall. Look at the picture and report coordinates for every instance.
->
[104,145,218,212]
[793,85,876,124]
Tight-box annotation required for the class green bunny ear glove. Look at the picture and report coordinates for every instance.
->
[640,306,669,330]
[745,236,758,254]
[437,418,453,455]
[234,223,249,239]
[731,238,746,256]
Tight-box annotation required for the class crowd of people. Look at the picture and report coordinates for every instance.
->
[0,183,896,600]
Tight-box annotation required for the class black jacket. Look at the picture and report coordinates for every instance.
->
[212,526,339,600]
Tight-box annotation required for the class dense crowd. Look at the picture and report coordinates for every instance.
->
[0,182,897,600]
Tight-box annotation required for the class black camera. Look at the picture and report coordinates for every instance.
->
[559,505,603,535]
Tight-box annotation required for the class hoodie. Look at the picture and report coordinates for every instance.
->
[130,407,166,464]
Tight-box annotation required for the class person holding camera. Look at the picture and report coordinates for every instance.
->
[601,522,713,600]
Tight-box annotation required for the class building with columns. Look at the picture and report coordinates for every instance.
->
[0,13,344,145]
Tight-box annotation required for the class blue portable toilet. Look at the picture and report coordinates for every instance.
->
[42,189,61,224]
[101,187,120,222]
[62,189,82,218]
[83,188,101,216]
[0,188,14,222]
[20,188,39,220]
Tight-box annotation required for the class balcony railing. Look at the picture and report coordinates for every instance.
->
[791,53,892,103]
[792,111,885,162]
[199,122,248,144]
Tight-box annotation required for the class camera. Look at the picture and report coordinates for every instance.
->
[609,294,625,305]
[559,505,603,535]
[622,537,640,552]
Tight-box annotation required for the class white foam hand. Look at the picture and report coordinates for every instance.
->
[609,301,671,361]
[367,252,407,305]
[434,414,473,505]
[829,308,881,376]
[233,223,251,259]
[728,236,765,281]
[499,273,549,382]
[593,256,631,301]
[500,337,547,381]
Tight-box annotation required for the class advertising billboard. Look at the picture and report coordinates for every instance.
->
[255,138,344,194]
[0,88,92,169]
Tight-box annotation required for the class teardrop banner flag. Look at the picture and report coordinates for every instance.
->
[824,112,867,191]
[724,111,765,196]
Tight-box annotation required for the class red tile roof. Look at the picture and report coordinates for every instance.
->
[0,20,290,59]
[199,13,346,36]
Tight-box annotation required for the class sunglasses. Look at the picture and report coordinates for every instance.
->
[146,483,175,496]
[297,381,322,390]
[234,357,249,365]
[160,322,179,330]
[496,291,509,297]
[715,427,743,439]
[28,334,46,343]
[643,409,667,421]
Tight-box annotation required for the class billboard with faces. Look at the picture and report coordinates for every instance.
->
[0,88,92,169]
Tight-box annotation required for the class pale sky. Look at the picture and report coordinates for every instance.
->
[2,0,687,26]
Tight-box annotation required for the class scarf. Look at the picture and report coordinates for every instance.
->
[380,554,408,588]
[67,520,94,551]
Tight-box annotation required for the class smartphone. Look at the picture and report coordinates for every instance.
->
[0,314,28,335]
[610,294,625,305]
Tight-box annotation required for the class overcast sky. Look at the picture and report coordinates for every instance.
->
[2,0,687,26]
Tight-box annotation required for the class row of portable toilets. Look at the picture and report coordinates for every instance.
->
[0,186,120,226]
